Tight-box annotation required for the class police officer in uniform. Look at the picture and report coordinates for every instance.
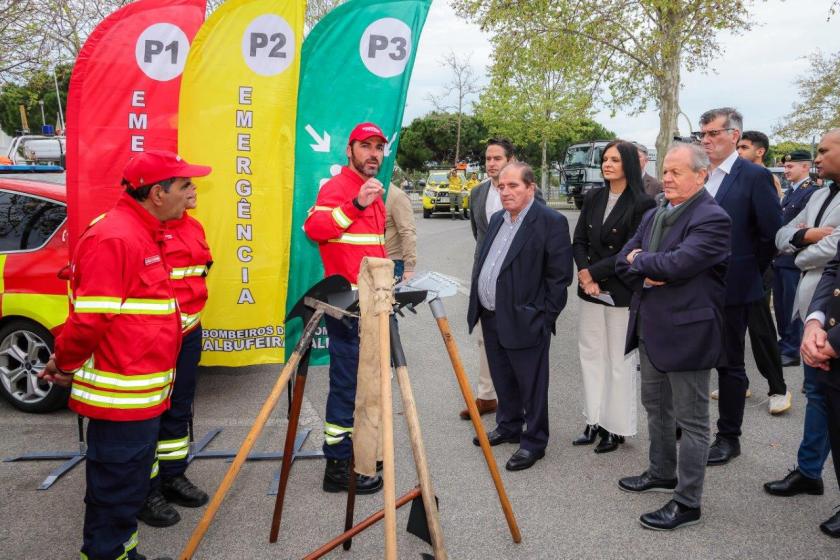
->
[304,122,389,494]
[40,150,211,560]
[775,150,818,368]
[138,155,213,527]
[799,128,840,538]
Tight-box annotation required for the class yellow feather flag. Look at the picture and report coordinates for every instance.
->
[178,0,304,366]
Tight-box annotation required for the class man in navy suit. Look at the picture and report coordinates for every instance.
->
[616,143,731,530]
[467,162,573,471]
[698,108,783,465]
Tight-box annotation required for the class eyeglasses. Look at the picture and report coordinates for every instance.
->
[693,128,734,140]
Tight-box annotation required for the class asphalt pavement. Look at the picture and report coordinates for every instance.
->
[1,210,838,559]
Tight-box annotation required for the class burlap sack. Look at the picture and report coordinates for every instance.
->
[353,257,395,476]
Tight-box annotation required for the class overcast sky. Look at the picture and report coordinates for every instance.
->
[403,0,840,146]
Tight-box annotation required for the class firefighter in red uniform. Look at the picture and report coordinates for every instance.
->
[138,184,212,527]
[40,150,211,560]
[304,122,389,494]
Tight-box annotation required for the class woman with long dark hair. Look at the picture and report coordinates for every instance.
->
[572,139,656,453]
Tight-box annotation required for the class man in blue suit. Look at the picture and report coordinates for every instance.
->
[698,108,783,465]
[467,162,573,471]
[616,143,731,530]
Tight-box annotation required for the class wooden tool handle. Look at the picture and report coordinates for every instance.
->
[435,316,522,543]
[180,308,325,559]
[378,312,398,560]
[395,365,448,559]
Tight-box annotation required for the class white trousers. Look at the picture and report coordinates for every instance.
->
[475,322,497,400]
[577,300,637,436]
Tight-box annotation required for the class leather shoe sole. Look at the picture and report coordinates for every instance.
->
[707,440,740,466]
[473,430,520,447]
[505,449,545,471]
[819,511,840,538]
[460,399,497,420]
[640,517,701,531]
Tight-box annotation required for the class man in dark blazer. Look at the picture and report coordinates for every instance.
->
[698,108,782,465]
[463,138,544,420]
[635,143,663,198]
[798,128,840,538]
[616,143,731,531]
[467,162,573,471]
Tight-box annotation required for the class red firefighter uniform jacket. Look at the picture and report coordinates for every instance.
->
[165,214,212,334]
[55,194,181,421]
[303,165,386,284]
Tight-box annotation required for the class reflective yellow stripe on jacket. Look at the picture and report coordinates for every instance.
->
[170,265,208,280]
[327,233,385,246]
[181,311,201,332]
[73,296,176,315]
[71,359,173,410]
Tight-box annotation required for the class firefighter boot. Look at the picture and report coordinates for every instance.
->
[323,459,383,494]
[161,474,209,508]
[137,488,181,528]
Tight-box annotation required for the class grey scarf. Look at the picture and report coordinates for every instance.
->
[648,189,704,252]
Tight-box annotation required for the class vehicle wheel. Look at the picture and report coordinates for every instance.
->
[0,319,68,413]
[574,197,584,210]
[423,208,431,219]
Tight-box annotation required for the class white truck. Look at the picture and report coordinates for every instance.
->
[562,140,656,209]
[3,135,66,167]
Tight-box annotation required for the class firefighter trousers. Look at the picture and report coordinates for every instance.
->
[82,416,159,560]
[151,325,202,487]
[323,315,359,460]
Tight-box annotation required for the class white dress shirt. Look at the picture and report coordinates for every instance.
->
[705,150,739,198]
[485,182,503,219]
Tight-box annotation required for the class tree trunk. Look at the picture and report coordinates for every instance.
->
[454,111,462,166]
[540,136,549,192]
[654,16,682,179]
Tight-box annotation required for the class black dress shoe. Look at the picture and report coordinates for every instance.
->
[137,489,181,528]
[764,468,824,496]
[618,471,678,494]
[640,499,701,531]
[594,432,625,454]
[781,354,801,367]
[707,435,740,466]
[323,459,383,494]
[161,474,209,508]
[473,428,520,447]
[505,448,545,471]
[820,508,840,538]
[572,424,599,446]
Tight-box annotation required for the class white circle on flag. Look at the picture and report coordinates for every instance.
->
[359,18,412,78]
[135,23,190,81]
[242,15,295,76]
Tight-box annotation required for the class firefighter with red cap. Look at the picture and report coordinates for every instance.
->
[137,160,213,528]
[40,149,211,560]
[304,122,388,494]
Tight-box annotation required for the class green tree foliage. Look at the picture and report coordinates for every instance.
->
[453,0,754,176]
[774,50,840,141]
[396,112,488,172]
[0,65,71,136]
[767,141,815,165]
[476,24,598,188]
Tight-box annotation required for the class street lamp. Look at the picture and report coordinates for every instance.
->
[39,100,46,127]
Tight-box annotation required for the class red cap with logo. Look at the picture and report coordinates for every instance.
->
[348,122,387,144]
[122,149,212,188]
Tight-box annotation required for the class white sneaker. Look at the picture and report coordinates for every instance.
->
[710,388,751,400]
[769,391,792,415]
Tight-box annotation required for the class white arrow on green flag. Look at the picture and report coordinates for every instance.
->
[286,0,431,361]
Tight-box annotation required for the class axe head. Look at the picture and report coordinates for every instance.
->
[285,275,352,324]
[406,493,440,546]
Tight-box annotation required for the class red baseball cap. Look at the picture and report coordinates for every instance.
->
[122,149,212,188]
[348,122,387,144]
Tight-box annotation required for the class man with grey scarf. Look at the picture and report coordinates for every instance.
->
[615,143,731,531]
